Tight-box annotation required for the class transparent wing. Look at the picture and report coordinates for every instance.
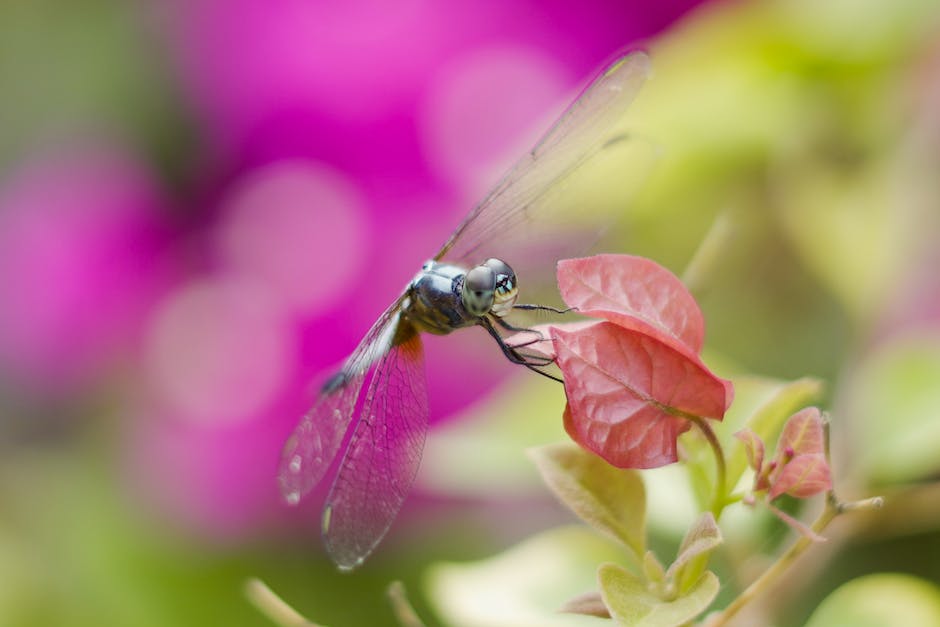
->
[278,295,407,505]
[435,51,654,299]
[321,326,428,571]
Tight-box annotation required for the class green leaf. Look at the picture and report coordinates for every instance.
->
[599,563,720,627]
[733,428,765,474]
[427,526,631,627]
[420,376,569,497]
[529,443,646,559]
[804,574,940,627]
[678,438,715,514]
[775,158,906,321]
[666,513,723,594]
[642,551,666,586]
[852,334,940,483]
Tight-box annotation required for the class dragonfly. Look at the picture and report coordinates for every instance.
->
[278,51,652,571]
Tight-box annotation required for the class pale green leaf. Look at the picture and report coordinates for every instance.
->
[678,437,715,515]
[733,428,765,475]
[643,551,666,585]
[419,376,568,497]
[426,526,631,627]
[529,443,646,559]
[804,574,940,627]
[666,513,723,594]
[775,158,908,322]
[599,564,720,627]
[852,333,940,484]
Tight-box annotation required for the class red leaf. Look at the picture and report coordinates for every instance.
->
[554,322,732,469]
[734,428,765,474]
[769,453,832,500]
[557,255,705,357]
[766,407,832,499]
[777,407,826,457]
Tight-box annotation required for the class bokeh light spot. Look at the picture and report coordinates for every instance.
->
[420,46,569,195]
[213,160,368,316]
[144,276,292,425]
[0,145,166,394]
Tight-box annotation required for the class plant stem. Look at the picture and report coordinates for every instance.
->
[689,415,727,518]
[701,492,883,627]
[682,207,738,300]
[703,414,882,627]
[245,578,321,627]
[387,581,427,627]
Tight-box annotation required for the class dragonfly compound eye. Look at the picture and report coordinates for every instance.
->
[462,265,497,317]
[484,258,518,317]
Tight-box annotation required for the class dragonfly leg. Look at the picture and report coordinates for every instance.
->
[513,303,576,315]
[489,317,554,363]
[479,317,563,383]
[492,316,547,347]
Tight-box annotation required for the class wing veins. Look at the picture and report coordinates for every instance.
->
[277,296,406,503]
[322,329,427,570]
[434,52,650,263]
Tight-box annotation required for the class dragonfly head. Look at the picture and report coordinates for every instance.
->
[461,258,518,318]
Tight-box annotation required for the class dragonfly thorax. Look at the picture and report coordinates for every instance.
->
[403,259,518,335]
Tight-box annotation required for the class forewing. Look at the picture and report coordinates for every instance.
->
[435,52,653,293]
[278,296,406,505]
[322,327,428,571]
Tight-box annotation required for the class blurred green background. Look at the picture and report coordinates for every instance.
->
[2,0,940,625]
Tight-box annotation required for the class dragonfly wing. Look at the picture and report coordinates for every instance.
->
[278,296,407,505]
[435,52,654,296]
[322,324,428,571]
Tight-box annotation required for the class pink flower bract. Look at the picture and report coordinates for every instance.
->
[557,254,705,357]
[551,255,733,469]
[768,407,832,500]
[733,407,833,502]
